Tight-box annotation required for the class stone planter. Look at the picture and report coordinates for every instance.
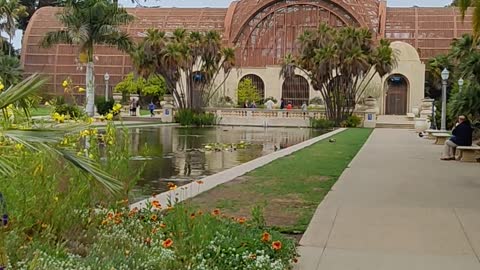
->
[113,93,122,103]
[414,118,429,132]
[364,97,377,108]
[163,95,174,104]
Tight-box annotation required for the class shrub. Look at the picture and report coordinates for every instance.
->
[237,79,261,105]
[95,99,115,116]
[54,104,84,118]
[310,118,335,129]
[342,115,362,127]
[175,109,217,126]
[309,97,324,105]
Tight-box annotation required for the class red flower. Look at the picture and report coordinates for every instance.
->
[272,241,282,251]
[162,238,173,248]
[261,232,271,242]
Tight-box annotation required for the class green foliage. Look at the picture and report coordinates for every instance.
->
[115,73,166,100]
[448,80,480,119]
[95,98,115,116]
[54,103,84,118]
[309,97,324,105]
[0,55,22,88]
[310,118,335,129]
[282,24,396,125]
[4,203,295,269]
[342,115,362,128]
[174,109,217,126]
[237,78,261,105]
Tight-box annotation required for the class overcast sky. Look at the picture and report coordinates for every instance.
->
[11,0,454,49]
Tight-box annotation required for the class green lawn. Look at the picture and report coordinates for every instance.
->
[190,128,372,233]
[30,107,52,116]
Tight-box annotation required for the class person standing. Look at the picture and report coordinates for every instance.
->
[243,100,249,108]
[286,101,293,110]
[265,99,274,110]
[301,102,308,119]
[280,98,285,109]
[129,99,135,116]
[250,101,257,109]
[148,101,155,117]
[441,115,473,160]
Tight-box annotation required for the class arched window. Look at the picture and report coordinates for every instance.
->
[239,74,265,100]
[282,75,309,107]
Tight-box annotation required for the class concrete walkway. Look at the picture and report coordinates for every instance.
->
[297,129,480,270]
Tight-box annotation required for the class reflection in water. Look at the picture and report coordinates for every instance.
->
[128,126,324,201]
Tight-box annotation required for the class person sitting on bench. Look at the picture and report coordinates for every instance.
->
[441,115,473,160]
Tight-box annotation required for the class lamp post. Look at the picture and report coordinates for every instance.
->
[458,78,464,93]
[104,72,110,101]
[440,68,449,131]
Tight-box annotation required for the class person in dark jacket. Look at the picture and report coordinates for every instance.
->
[441,115,473,160]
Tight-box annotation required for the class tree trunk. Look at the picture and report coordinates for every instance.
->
[85,62,95,117]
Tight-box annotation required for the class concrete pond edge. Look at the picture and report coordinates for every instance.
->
[130,128,347,210]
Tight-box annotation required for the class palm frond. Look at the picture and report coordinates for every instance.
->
[40,30,73,48]
[0,74,48,109]
[58,149,123,194]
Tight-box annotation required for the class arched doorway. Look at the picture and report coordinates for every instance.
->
[239,74,265,100]
[282,75,309,107]
[385,74,408,115]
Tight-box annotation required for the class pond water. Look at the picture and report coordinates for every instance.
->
[127,126,325,201]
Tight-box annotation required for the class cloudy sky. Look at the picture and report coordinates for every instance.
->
[11,0,454,48]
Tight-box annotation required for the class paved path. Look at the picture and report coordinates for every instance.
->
[297,129,480,270]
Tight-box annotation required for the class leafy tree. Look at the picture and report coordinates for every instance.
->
[0,56,22,88]
[281,24,396,124]
[425,54,454,98]
[131,28,235,109]
[457,0,480,36]
[448,80,480,119]
[237,78,260,105]
[0,0,27,55]
[114,72,166,102]
[40,0,134,116]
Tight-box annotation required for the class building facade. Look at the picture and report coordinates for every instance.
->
[21,0,473,115]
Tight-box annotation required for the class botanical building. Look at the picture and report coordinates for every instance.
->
[21,0,472,115]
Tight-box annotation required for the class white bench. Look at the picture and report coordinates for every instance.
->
[456,146,480,162]
[432,133,451,145]
[425,129,445,140]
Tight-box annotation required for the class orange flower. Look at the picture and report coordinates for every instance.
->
[212,209,220,216]
[272,241,282,251]
[151,200,161,209]
[114,218,122,224]
[197,210,203,216]
[151,214,158,221]
[261,232,271,242]
[151,228,158,234]
[159,222,167,228]
[162,238,173,248]
[190,213,196,219]
[196,180,204,184]
[237,217,247,224]
[101,219,108,226]
[107,212,114,219]
[167,182,177,190]
[128,209,138,217]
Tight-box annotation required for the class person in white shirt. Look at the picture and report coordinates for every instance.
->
[265,99,274,110]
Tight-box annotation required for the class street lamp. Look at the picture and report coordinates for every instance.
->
[104,72,110,101]
[440,68,449,131]
[458,78,464,93]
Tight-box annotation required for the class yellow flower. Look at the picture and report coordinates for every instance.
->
[15,144,23,151]
[78,87,85,93]
[44,101,50,106]
[106,113,114,121]
[88,154,94,159]
[113,103,122,110]
[62,80,69,88]
[0,82,5,91]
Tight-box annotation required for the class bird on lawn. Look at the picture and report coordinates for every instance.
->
[329,138,336,143]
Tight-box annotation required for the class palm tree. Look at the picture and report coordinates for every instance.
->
[281,24,396,124]
[0,0,27,56]
[457,0,480,36]
[41,0,134,116]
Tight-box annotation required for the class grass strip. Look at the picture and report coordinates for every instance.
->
[190,128,372,233]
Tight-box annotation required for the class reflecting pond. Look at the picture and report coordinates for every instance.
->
[128,126,325,201]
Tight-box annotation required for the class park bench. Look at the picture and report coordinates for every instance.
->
[425,129,445,140]
[432,133,450,145]
[406,113,415,121]
[456,146,480,162]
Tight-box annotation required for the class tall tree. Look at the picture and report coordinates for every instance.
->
[281,24,396,124]
[41,0,134,116]
[132,28,235,109]
[457,0,480,36]
[0,0,27,55]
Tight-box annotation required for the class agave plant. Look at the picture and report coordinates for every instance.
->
[0,74,122,194]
